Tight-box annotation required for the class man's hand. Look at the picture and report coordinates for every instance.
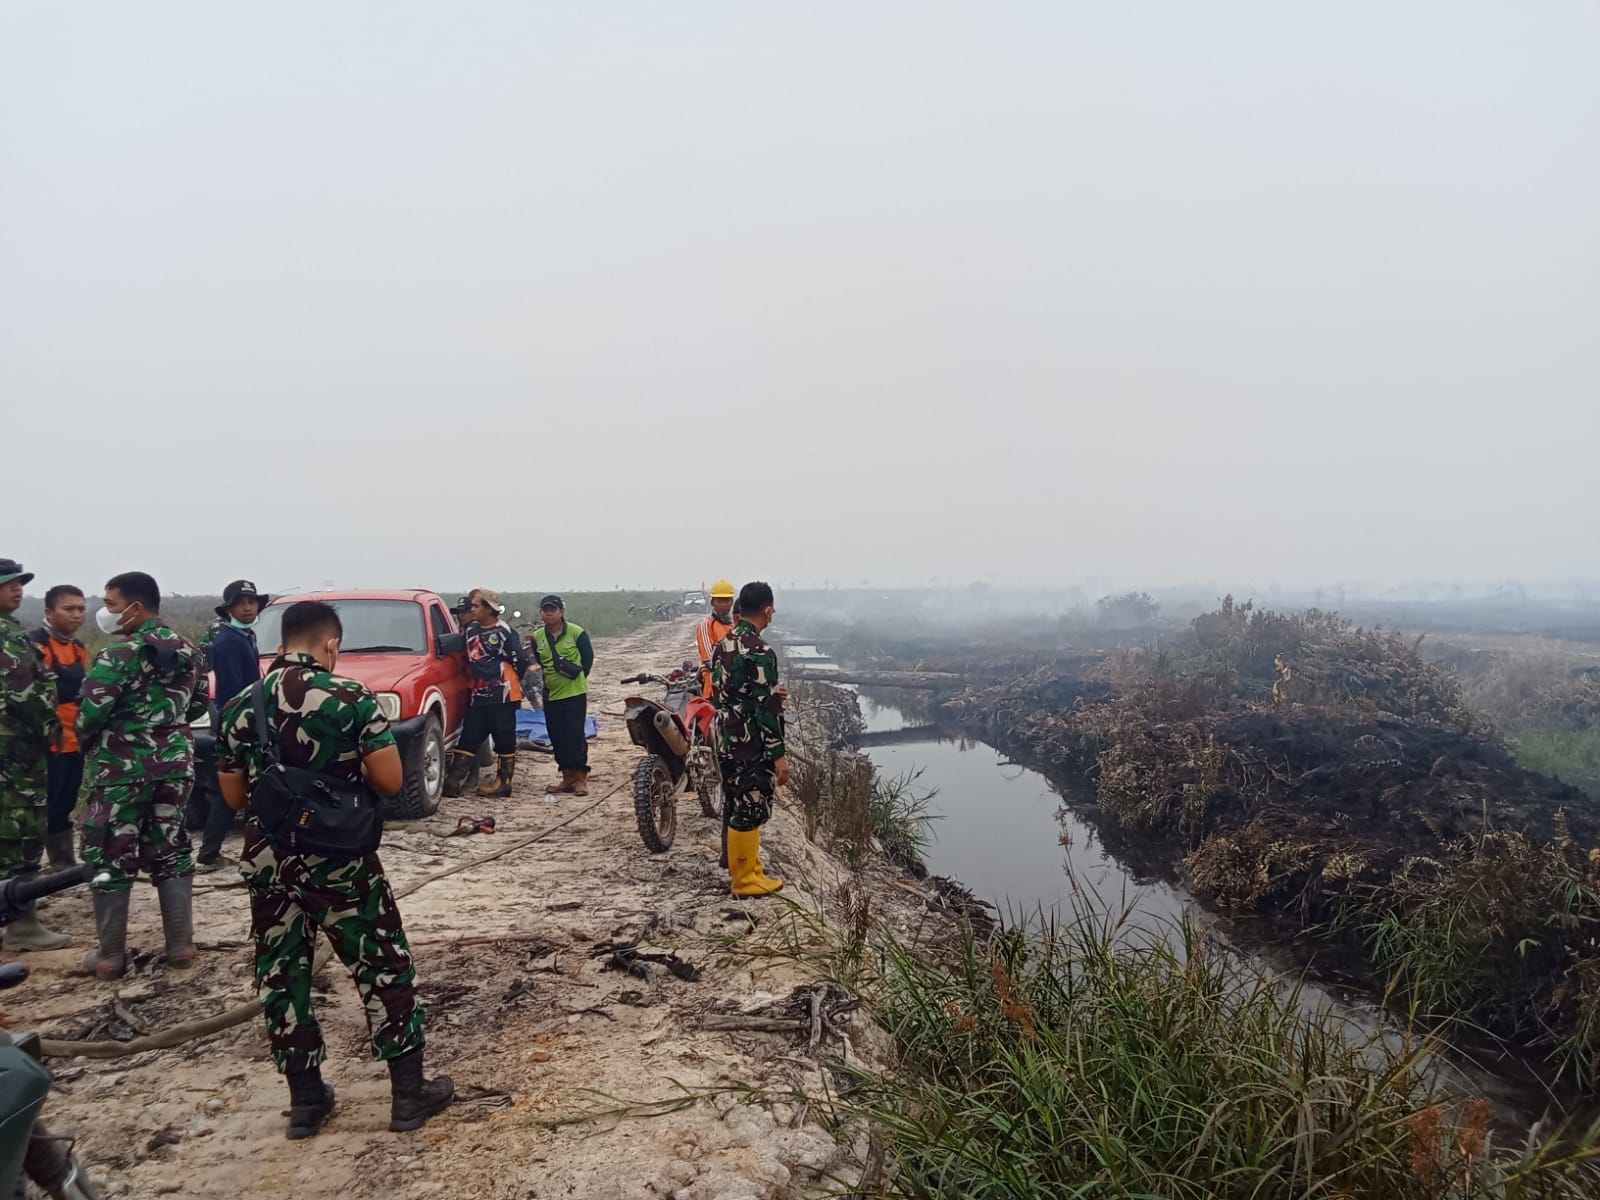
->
[773,756,790,790]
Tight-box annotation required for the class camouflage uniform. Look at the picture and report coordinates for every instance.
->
[76,619,207,891]
[710,620,787,832]
[0,609,59,879]
[198,617,223,672]
[217,653,426,1074]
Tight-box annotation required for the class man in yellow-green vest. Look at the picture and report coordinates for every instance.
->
[532,595,594,796]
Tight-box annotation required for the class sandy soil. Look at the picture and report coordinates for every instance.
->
[6,618,944,1200]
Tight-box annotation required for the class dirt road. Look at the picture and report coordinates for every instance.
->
[9,618,889,1200]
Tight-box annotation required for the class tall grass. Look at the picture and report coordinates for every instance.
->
[834,908,1600,1199]
[868,767,938,870]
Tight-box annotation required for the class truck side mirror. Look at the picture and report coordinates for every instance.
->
[436,632,466,656]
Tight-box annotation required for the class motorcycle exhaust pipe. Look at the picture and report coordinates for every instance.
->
[652,710,690,756]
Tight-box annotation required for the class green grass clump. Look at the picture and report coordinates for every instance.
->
[1512,728,1600,796]
[837,908,1600,1199]
[868,767,937,871]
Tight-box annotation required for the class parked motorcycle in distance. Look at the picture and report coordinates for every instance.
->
[0,864,105,1199]
[620,663,721,852]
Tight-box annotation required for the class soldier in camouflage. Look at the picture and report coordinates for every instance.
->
[217,600,453,1140]
[77,572,208,978]
[710,580,788,897]
[0,557,73,950]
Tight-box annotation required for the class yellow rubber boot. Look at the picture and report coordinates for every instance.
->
[727,828,784,897]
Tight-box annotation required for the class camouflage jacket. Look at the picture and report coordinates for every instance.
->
[710,620,786,766]
[1,609,59,768]
[77,618,208,786]
[217,652,396,790]
[198,617,223,672]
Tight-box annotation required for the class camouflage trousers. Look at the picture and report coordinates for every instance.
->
[80,778,194,892]
[719,760,776,833]
[241,823,426,1075]
[0,753,47,880]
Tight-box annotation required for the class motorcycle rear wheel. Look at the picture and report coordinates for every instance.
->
[633,755,677,853]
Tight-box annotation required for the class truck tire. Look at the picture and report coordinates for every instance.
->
[391,714,445,821]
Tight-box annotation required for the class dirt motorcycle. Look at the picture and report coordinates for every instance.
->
[0,864,104,1199]
[621,663,721,853]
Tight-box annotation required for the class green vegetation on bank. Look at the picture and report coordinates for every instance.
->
[834,908,1600,1199]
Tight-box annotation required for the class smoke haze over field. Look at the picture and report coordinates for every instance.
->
[2,2,1596,596]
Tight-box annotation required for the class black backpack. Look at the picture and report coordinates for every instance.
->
[248,681,384,860]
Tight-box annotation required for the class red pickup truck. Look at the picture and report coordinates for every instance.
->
[193,589,471,819]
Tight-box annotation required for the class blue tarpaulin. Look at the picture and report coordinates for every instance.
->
[515,708,598,747]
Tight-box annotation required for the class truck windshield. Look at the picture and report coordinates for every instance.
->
[252,600,428,656]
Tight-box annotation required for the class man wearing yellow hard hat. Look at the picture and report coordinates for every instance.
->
[694,580,738,698]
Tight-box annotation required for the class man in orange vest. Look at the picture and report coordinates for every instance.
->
[695,580,738,698]
[30,585,89,872]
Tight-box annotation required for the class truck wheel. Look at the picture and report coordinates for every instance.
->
[391,714,445,821]
[633,754,677,853]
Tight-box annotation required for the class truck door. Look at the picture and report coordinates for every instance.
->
[428,602,470,736]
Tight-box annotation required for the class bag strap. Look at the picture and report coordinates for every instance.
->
[251,678,281,769]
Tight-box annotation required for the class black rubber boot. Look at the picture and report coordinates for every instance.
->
[155,875,196,969]
[387,1048,454,1132]
[44,830,77,869]
[443,749,476,798]
[82,889,130,980]
[286,1066,336,1140]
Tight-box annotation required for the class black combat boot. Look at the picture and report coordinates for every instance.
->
[286,1066,336,1140]
[387,1048,454,1132]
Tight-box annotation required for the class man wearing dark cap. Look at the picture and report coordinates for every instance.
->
[0,558,72,949]
[530,595,594,795]
[197,580,269,872]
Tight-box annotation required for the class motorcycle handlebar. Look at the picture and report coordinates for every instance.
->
[0,865,96,921]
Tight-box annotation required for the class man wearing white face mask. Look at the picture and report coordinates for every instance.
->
[77,572,209,978]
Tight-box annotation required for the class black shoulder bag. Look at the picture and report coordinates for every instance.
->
[249,680,384,860]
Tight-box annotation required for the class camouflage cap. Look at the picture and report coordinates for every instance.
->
[473,587,505,614]
[0,558,34,586]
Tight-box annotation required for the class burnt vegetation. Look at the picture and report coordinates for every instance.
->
[869,597,1600,1087]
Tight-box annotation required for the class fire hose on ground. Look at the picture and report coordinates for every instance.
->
[39,781,627,1060]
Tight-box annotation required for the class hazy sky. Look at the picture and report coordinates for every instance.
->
[3,2,1596,597]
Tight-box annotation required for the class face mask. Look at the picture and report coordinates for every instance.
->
[95,606,126,635]
[229,617,256,631]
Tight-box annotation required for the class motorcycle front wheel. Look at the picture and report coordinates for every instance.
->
[632,754,678,853]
